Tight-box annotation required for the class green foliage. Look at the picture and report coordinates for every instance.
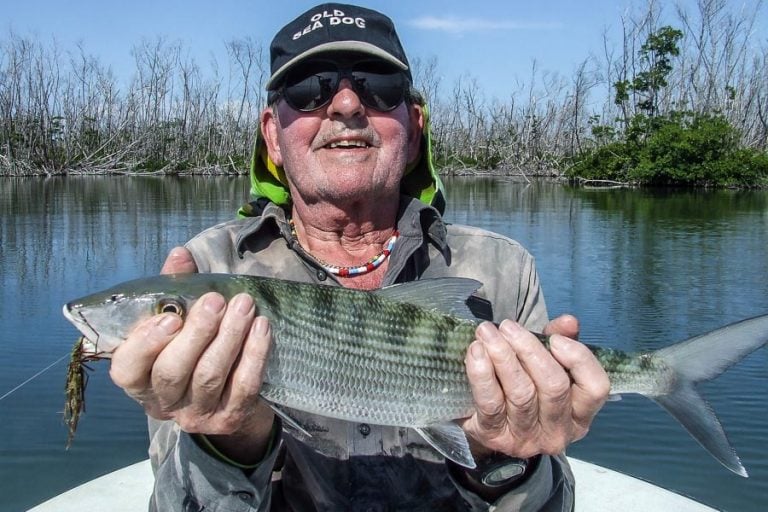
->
[636,26,683,89]
[569,111,768,186]
[614,26,683,118]
[614,80,630,106]
[572,24,766,188]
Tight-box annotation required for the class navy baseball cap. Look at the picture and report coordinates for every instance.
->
[266,3,412,90]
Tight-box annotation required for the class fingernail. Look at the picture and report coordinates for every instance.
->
[548,334,568,353]
[498,320,523,336]
[470,342,485,360]
[203,294,225,314]
[156,314,181,334]
[251,316,270,337]
[476,322,496,340]
[232,294,254,315]
[167,247,191,266]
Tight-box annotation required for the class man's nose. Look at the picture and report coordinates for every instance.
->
[326,78,365,117]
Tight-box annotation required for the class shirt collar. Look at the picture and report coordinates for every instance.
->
[234,196,448,257]
[234,202,291,257]
[395,195,448,250]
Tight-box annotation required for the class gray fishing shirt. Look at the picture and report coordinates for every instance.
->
[147,197,575,512]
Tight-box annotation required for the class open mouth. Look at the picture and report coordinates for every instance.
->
[62,304,99,346]
[326,139,370,149]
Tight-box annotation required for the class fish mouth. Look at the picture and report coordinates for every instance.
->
[62,303,99,350]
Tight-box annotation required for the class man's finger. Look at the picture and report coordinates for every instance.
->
[500,321,572,429]
[221,316,273,413]
[190,294,256,408]
[161,246,198,275]
[475,322,538,430]
[543,314,579,340]
[152,293,226,404]
[549,334,610,431]
[464,340,506,425]
[110,313,182,395]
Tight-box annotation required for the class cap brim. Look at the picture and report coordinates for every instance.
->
[266,41,409,90]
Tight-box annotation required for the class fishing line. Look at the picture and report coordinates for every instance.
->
[0,352,69,401]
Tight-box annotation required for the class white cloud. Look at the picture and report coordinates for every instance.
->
[409,16,562,33]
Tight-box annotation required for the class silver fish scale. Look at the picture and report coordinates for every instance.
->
[589,346,672,395]
[249,278,477,426]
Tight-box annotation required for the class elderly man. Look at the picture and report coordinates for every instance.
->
[110,3,609,511]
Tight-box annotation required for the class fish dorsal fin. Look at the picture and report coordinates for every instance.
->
[415,423,476,468]
[374,278,482,321]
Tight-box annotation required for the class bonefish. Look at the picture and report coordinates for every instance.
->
[62,273,768,475]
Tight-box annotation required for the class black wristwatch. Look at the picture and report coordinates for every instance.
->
[468,452,540,487]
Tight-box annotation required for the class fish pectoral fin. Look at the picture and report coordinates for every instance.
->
[415,423,477,469]
[266,402,313,438]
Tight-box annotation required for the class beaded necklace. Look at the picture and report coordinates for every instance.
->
[289,219,399,277]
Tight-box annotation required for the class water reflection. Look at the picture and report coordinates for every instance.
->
[445,177,768,511]
[1,176,766,511]
[0,176,251,511]
[445,178,768,345]
[0,176,247,288]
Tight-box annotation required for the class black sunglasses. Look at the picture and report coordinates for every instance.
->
[275,60,409,112]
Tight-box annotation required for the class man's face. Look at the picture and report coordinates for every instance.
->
[261,59,423,208]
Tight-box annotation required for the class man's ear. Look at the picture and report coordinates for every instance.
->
[407,103,425,166]
[261,106,283,167]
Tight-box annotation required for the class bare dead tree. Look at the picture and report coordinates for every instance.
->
[1,0,765,176]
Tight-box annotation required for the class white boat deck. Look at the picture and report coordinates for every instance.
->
[28,457,715,511]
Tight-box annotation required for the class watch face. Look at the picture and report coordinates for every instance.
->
[482,461,527,486]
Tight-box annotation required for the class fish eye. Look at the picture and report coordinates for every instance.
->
[156,298,186,317]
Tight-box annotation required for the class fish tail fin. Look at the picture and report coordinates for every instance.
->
[650,386,747,477]
[648,314,768,477]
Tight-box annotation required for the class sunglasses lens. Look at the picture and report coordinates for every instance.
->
[281,61,406,112]
[283,62,339,111]
[350,62,406,111]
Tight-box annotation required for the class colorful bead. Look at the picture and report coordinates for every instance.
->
[289,218,399,277]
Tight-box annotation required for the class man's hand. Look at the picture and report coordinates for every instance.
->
[461,315,610,459]
[159,245,199,274]
[109,247,275,464]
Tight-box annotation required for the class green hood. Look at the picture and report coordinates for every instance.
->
[238,99,445,217]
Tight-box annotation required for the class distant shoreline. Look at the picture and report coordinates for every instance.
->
[3,165,766,189]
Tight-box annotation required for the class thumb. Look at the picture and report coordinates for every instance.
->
[543,314,580,340]
[160,246,198,275]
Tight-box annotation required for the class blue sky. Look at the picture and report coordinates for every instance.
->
[4,1,766,100]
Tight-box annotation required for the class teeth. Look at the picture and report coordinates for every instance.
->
[328,140,368,149]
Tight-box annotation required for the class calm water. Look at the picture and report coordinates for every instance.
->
[1,176,766,511]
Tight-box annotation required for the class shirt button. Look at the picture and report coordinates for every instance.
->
[358,423,371,437]
[316,269,327,281]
